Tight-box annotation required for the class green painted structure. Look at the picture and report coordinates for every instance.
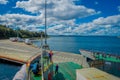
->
[53,62,82,80]
[31,62,82,80]
[95,54,120,62]
[80,49,120,63]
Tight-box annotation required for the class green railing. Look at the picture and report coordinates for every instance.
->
[94,53,120,62]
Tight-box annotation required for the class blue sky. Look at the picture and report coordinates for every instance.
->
[0,0,120,35]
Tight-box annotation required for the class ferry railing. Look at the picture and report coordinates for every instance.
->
[80,49,120,62]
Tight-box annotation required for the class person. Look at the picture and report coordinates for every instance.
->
[49,50,53,62]
[55,64,59,74]
[31,61,39,74]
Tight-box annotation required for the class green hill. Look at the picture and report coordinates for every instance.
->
[0,25,46,39]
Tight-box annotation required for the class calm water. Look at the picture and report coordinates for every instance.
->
[0,62,20,80]
[34,36,120,55]
[0,36,120,79]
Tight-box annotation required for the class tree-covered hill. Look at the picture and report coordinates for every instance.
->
[0,25,46,39]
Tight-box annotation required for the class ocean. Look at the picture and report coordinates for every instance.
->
[0,62,20,80]
[0,36,120,79]
[33,36,120,55]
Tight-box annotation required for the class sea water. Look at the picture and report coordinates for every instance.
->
[0,36,120,79]
[0,62,20,80]
[33,36,120,55]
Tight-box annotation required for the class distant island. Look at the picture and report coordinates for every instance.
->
[49,35,118,37]
[0,25,46,39]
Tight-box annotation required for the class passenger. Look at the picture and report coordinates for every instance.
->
[55,64,59,74]
[46,51,50,64]
[32,61,39,74]
[49,50,53,62]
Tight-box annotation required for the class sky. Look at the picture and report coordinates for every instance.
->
[0,0,120,35]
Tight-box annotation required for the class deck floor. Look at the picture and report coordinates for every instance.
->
[0,40,41,63]
[52,51,89,68]
[32,62,82,80]
[53,62,82,80]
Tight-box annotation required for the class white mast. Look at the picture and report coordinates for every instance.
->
[40,0,47,79]
[40,34,44,80]
[45,0,47,45]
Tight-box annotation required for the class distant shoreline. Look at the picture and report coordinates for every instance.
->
[49,35,118,37]
[0,35,119,40]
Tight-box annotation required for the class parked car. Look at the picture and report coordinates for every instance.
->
[25,39,32,45]
[9,37,18,42]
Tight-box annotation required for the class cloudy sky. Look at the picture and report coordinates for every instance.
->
[0,0,120,35]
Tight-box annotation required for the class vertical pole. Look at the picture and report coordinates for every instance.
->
[15,25,19,38]
[41,34,44,80]
[45,0,47,45]
[17,29,19,38]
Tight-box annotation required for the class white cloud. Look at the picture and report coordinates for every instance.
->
[1,0,119,35]
[14,0,99,34]
[0,14,44,31]
[0,0,8,4]
[16,0,97,20]
[0,14,120,35]
[93,15,120,25]
[16,0,43,14]
[48,15,120,35]
[0,13,76,33]
[47,24,76,35]
[73,15,120,35]
[118,6,120,12]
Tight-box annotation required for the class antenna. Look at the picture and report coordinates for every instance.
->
[43,0,49,50]
[40,0,48,80]
[45,0,47,45]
